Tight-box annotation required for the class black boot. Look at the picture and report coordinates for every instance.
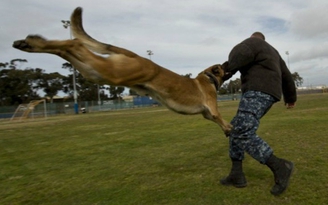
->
[220,160,247,188]
[266,154,294,196]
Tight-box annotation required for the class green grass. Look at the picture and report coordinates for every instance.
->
[0,94,327,205]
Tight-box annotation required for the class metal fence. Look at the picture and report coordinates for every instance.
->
[3,90,322,120]
[0,96,161,119]
[1,95,239,120]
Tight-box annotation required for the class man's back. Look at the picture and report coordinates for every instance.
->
[226,36,296,103]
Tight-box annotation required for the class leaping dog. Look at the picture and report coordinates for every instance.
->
[13,7,232,135]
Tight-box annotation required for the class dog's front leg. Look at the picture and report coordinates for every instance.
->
[202,109,232,136]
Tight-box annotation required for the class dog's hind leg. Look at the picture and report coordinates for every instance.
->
[13,35,157,86]
[13,35,116,83]
[12,35,87,68]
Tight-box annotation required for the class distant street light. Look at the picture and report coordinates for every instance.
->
[147,50,154,60]
[285,51,290,69]
[97,84,101,111]
[62,20,79,114]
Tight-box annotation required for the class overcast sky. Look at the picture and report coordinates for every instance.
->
[1,0,328,89]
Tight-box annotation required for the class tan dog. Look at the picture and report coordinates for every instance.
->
[13,7,232,135]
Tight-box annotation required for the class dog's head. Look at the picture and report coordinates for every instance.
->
[202,61,231,79]
[199,62,232,90]
[198,63,225,91]
[204,64,224,77]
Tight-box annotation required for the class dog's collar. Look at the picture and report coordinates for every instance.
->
[204,71,220,91]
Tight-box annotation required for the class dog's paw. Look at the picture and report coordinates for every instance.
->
[222,123,233,137]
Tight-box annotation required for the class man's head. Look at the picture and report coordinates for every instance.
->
[251,32,265,40]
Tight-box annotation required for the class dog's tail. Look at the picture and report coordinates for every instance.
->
[70,7,138,58]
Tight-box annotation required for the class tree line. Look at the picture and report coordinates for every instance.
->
[1,59,303,106]
[0,59,126,106]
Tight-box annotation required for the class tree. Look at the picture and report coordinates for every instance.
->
[77,76,109,101]
[129,89,138,96]
[0,62,8,68]
[0,65,40,105]
[227,78,241,94]
[62,62,74,72]
[78,79,98,101]
[218,83,229,95]
[181,73,192,78]
[108,86,125,100]
[39,72,65,103]
[291,72,303,87]
[62,62,110,101]
[9,59,27,69]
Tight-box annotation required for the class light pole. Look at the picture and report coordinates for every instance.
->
[97,84,101,111]
[147,50,154,60]
[285,51,290,69]
[62,20,79,114]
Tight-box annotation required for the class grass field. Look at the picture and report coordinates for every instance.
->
[0,94,327,205]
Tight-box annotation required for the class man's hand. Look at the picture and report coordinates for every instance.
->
[286,102,295,109]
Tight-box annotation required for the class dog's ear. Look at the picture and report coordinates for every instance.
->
[211,64,221,75]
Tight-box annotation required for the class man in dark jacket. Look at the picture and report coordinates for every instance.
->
[220,32,297,196]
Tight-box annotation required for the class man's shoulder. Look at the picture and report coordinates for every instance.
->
[242,37,278,54]
[242,37,267,46]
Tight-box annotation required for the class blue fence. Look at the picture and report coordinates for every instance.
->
[133,96,159,106]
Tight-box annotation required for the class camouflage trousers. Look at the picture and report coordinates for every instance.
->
[229,91,277,164]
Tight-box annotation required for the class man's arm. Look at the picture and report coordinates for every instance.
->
[280,57,297,106]
[226,42,254,74]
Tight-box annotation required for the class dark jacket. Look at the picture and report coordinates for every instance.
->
[226,37,297,103]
